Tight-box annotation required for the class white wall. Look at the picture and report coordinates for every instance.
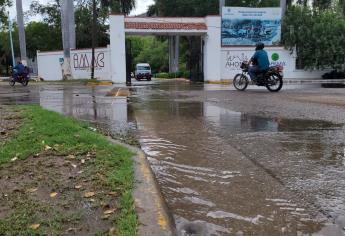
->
[221,47,326,80]
[70,47,110,80]
[37,47,111,81]
[204,16,221,81]
[38,16,328,82]
[110,15,127,83]
[37,51,64,81]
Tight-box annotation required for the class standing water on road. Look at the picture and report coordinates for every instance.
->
[130,82,345,235]
[1,82,345,235]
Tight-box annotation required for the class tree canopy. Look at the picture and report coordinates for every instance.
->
[101,0,135,15]
[283,5,345,70]
[149,0,280,17]
[0,0,11,25]
[2,0,344,72]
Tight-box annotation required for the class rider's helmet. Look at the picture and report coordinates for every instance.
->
[255,42,265,51]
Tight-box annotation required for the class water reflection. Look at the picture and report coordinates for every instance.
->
[38,85,136,136]
[1,83,345,235]
[132,89,345,235]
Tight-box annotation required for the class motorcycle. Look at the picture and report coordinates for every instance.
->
[233,61,284,92]
[9,67,30,87]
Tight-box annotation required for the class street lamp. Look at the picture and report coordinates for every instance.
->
[7,12,15,67]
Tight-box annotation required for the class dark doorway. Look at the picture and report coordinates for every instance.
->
[187,36,204,82]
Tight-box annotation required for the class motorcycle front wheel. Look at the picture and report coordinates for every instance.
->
[266,73,283,92]
[22,80,29,87]
[233,74,249,91]
[9,80,15,87]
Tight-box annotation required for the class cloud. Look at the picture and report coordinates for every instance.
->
[131,0,155,16]
[8,0,49,20]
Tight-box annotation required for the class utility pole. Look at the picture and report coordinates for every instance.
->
[8,13,15,67]
[91,0,97,80]
[16,0,27,65]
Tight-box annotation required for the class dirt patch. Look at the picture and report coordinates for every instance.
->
[0,106,21,144]
[0,150,120,235]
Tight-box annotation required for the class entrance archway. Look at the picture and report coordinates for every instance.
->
[109,15,221,84]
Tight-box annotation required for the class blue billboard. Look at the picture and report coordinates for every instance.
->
[222,7,282,46]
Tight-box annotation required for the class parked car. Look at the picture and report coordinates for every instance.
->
[135,63,152,81]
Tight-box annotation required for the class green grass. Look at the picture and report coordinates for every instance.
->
[0,105,137,235]
[0,194,82,236]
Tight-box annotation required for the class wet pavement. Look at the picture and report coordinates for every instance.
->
[1,81,345,235]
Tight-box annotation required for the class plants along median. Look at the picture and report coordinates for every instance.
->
[0,105,137,235]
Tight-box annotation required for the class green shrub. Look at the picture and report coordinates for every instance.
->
[154,72,170,78]
[283,6,345,70]
[154,71,190,79]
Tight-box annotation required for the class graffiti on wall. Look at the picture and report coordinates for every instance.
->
[225,52,250,70]
[225,51,288,71]
[73,52,105,71]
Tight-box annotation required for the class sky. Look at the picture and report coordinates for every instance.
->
[8,0,155,21]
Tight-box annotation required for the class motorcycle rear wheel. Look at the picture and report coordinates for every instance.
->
[266,73,283,92]
[9,80,15,87]
[233,74,249,91]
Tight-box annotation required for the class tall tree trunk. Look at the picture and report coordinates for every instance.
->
[68,0,76,49]
[219,0,225,15]
[60,0,75,80]
[16,0,27,65]
[280,0,287,17]
[91,0,96,80]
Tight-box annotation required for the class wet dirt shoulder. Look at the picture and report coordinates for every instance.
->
[0,105,22,144]
[0,105,137,235]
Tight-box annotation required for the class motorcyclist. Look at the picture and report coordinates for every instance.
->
[13,61,26,80]
[248,42,270,81]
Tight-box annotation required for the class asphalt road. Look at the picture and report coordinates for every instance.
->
[1,80,345,236]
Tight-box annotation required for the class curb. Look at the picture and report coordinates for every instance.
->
[86,81,113,86]
[107,138,176,236]
[284,79,345,84]
[206,80,233,85]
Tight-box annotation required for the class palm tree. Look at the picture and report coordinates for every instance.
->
[60,0,75,79]
[16,0,27,64]
[0,0,11,23]
[101,0,136,15]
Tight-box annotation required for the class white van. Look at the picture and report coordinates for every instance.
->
[135,63,152,81]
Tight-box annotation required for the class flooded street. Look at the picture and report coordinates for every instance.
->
[131,82,345,235]
[1,81,345,235]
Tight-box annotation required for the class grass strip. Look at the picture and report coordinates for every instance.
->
[0,105,137,235]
